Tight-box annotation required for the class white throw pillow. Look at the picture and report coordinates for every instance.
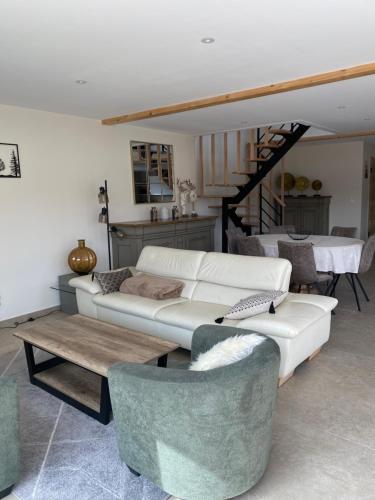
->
[189,334,265,371]
[216,290,287,323]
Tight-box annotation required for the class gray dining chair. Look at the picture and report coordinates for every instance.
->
[269,225,296,234]
[327,235,375,311]
[330,226,357,238]
[237,236,265,257]
[226,227,245,254]
[278,240,332,294]
[343,234,375,310]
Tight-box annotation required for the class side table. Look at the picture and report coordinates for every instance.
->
[52,273,79,314]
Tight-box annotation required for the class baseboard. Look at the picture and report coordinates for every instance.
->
[0,306,60,328]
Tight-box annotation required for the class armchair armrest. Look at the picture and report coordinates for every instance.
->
[0,377,20,494]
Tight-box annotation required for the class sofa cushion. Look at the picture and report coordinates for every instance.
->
[237,300,328,339]
[93,292,187,320]
[197,252,291,291]
[136,246,206,281]
[155,300,239,331]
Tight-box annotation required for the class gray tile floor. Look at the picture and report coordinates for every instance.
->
[2,269,375,500]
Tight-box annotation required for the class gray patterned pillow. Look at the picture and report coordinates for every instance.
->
[215,290,287,323]
[93,267,132,294]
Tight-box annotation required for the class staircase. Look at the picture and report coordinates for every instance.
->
[197,123,310,251]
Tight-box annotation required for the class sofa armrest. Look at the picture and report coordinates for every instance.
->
[69,266,137,295]
[69,275,102,294]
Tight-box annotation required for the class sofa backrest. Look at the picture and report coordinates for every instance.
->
[192,252,291,305]
[136,246,205,298]
[136,246,291,304]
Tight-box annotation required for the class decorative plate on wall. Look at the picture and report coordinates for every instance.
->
[276,172,295,192]
[295,176,310,193]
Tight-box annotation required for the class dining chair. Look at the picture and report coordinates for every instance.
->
[342,234,375,310]
[330,226,357,238]
[326,235,375,311]
[278,240,332,294]
[269,225,296,234]
[226,227,245,254]
[237,236,265,257]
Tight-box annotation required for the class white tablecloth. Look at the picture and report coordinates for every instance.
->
[257,234,364,274]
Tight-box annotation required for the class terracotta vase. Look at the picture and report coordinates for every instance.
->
[68,239,97,275]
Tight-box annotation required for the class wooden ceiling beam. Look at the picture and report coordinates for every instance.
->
[102,62,375,125]
[300,129,375,142]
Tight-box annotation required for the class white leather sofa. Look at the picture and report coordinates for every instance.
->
[69,246,337,382]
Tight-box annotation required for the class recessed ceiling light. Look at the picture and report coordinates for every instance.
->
[75,79,87,85]
[201,37,215,44]
[241,121,249,125]
[364,117,372,121]
[337,105,347,110]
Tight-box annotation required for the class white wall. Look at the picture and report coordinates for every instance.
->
[281,141,365,237]
[0,104,202,321]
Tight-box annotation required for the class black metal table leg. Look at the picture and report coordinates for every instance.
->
[157,354,168,367]
[24,342,36,382]
[23,341,112,425]
[98,376,111,425]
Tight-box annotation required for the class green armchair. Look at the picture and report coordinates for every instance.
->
[0,377,20,499]
[108,325,280,500]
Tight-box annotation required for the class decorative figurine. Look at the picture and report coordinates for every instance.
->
[177,178,198,217]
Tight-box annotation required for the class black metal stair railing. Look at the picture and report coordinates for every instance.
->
[221,122,310,252]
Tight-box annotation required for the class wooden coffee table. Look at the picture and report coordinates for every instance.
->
[14,314,179,424]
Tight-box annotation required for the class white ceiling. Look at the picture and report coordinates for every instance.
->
[2,0,375,136]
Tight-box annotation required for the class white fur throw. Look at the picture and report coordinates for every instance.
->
[189,334,265,371]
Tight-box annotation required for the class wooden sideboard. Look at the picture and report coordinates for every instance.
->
[110,215,216,268]
[284,196,331,235]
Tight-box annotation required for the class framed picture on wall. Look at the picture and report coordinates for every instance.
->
[0,143,21,178]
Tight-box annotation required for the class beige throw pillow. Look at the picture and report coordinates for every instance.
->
[119,273,184,300]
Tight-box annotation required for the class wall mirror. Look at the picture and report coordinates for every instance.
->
[130,141,174,204]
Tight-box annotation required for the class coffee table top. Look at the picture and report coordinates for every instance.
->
[14,314,179,376]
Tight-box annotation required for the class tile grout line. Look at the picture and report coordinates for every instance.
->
[326,429,375,454]
[0,346,22,377]
[32,402,64,498]
[79,468,121,499]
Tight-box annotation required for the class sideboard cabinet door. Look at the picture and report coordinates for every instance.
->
[284,196,331,235]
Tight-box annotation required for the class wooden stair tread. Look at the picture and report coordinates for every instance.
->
[246,157,269,162]
[269,128,292,136]
[256,141,284,148]
[232,171,253,175]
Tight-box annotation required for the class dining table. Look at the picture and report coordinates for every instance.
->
[257,233,365,310]
[257,234,364,274]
